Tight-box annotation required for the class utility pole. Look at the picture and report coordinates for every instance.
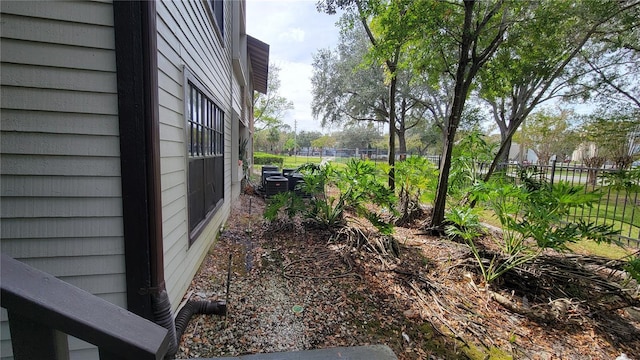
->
[294,119,298,163]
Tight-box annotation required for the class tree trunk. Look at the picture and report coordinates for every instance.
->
[467,127,517,209]
[518,142,525,163]
[482,118,522,184]
[537,153,551,166]
[584,156,605,186]
[397,127,407,161]
[430,127,457,231]
[429,1,475,231]
[430,0,508,229]
[388,72,397,190]
[496,136,511,170]
[614,155,633,170]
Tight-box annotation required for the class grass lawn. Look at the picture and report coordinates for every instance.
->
[261,155,386,170]
[281,155,322,168]
[568,187,640,244]
[256,155,329,169]
[566,239,633,259]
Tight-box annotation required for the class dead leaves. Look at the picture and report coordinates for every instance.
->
[175,194,640,360]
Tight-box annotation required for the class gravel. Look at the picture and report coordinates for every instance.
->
[174,195,370,359]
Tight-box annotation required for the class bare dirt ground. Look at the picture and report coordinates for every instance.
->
[175,194,640,359]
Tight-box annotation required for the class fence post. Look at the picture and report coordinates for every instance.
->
[550,159,557,186]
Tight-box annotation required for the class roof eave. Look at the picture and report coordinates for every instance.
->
[247,35,269,94]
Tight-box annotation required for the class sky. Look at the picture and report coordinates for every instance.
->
[246,0,342,133]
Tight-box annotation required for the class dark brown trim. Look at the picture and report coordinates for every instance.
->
[141,0,165,296]
[113,0,164,321]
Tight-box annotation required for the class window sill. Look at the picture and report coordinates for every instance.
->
[188,198,224,247]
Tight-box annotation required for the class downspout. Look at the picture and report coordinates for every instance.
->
[114,2,225,359]
[138,2,180,357]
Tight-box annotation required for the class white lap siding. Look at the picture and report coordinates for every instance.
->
[156,0,234,309]
[0,1,124,359]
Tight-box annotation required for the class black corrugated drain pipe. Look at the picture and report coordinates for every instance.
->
[174,299,227,344]
[151,290,178,357]
[152,291,227,359]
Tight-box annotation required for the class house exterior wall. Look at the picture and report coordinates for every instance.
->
[156,0,237,309]
[0,1,125,359]
[1,0,254,357]
[572,142,598,163]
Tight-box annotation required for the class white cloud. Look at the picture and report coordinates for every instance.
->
[247,0,341,132]
[271,60,317,131]
[278,28,305,43]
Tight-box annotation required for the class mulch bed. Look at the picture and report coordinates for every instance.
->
[175,193,640,359]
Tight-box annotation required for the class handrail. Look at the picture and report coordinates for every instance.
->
[0,254,170,360]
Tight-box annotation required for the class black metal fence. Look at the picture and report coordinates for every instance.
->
[500,161,640,248]
[362,152,639,248]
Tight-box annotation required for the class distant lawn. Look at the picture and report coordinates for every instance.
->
[566,187,640,247]
[278,155,390,170]
[566,239,633,259]
[282,155,322,168]
[253,153,392,170]
[251,156,324,181]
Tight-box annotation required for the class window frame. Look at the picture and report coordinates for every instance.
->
[204,0,224,41]
[184,68,225,244]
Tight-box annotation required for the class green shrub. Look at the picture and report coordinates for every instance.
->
[264,160,396,235]
[624,256,640,283]
[263,192,306,221]
[472,171,619,252]
[254,152,284,167]
[445,206,536,285]
[393,156,438,225]
[335,159,397,235]
[448,130,497,201]
[453,170,620,286]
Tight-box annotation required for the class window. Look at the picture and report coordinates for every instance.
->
[186,78,224,241]
[207,0,224,39]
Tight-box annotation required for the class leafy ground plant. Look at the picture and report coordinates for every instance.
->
[625,255,640,283]
[264,160,396,235]
[474,169,620,251]
[448,130,497,203]
[445,206,536,285]
[455,169,620,285]
[331,159,397,234]
[392,156,438,226]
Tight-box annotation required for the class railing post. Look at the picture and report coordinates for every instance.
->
[99,349,127,360]
[550,159,557,186]
[7,310,70,360]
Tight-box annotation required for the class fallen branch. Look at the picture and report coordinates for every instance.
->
[330,225,399,268]
[407,281,471,347]
[388,269,434,289]
[281,250,362,281]
[490,291,566,324]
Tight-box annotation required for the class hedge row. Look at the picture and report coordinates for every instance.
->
[253,152,284,167]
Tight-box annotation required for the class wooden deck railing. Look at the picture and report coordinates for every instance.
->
[0,254,170,360]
